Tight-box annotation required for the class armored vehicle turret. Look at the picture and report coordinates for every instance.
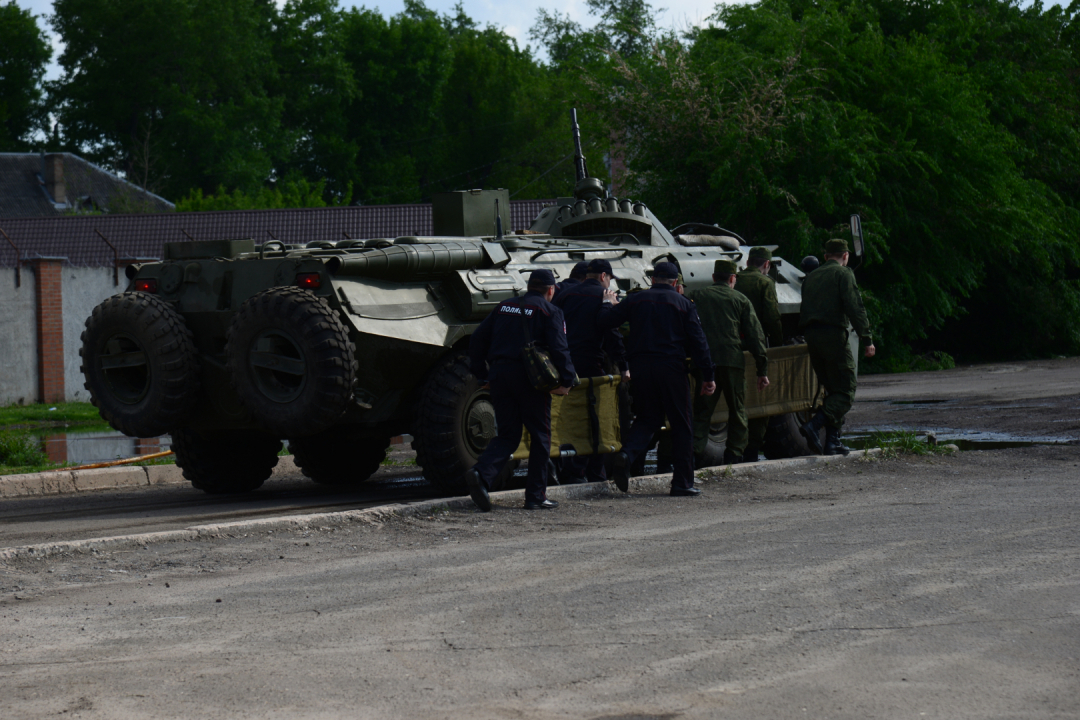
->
[80,110,838,494]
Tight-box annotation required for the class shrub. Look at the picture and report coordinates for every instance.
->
[0,430,48,467]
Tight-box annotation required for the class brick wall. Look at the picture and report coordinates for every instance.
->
[33,259,65,404]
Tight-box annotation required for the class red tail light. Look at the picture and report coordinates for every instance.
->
[135,278,158,293]
[296,273,322,289]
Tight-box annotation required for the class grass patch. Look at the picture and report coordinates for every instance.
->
[864,350,956,374]
[381,456,417,466]
[130,454,177,466]
[872,430,955,459]
[0,463,67,476]
[0,402,102,428]
[0,429,49,467]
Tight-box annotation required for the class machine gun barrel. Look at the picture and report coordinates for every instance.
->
[571,108,588,182]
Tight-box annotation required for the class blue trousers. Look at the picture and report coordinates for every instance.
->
[474,362,552,504]
[622,357,695,490]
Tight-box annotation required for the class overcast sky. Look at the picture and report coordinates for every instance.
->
[14,0,727,79]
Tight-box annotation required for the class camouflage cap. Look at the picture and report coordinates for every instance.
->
[824,238,849,254]
[748,246,772,261]
[713,259,738,275]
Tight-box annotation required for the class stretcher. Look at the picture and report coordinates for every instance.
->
[511,344,821,460]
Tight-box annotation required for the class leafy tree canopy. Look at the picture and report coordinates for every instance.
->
[24,0,1080,364]
[587,0,1080,365]
[175,177,349,211]
[0,1,51,150]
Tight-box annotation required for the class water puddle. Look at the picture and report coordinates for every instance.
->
[26,426,172,465]
[890,399,949,405]
[844,427,1075,451]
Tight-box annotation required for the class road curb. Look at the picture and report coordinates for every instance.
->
[0,457,304,498]
[0,450,883,561]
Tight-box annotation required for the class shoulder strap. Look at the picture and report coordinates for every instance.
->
[519,298,535,346]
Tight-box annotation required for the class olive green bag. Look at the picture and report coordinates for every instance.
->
[519,302,562,392]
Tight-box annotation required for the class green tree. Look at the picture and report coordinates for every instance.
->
[589,0,1080,365]
[0,2,51,150]
[337,1,454,204]
[49,0,282,199]
[269,0,358,201]
[427,8,580,202]
[175,177,349,211]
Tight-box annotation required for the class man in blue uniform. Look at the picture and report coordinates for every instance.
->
[553,258,630,483]
[465,269,577,511]
[598,262,716,496]
[552,261,588,301]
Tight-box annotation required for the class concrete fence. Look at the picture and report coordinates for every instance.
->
[1,264,122,405]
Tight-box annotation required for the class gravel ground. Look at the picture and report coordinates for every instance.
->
[2,443,1077,719]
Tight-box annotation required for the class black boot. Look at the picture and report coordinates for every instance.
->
[800,410,826,454]
[824,427,850,456]
[611,451,630,492]
[742,447,760,464]
[464,468,492,512]
[722,448,742,465]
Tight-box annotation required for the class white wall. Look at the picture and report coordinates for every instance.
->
[0,268,39,405]
[63,267,125,402]
[0,266,123,405]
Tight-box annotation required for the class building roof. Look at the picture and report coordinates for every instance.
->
[0,200,552,268]
[0,152,174,218]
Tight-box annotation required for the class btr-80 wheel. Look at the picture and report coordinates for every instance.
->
[171,427,282,494]
[288,426,390,487]
[80,292,200,438]
[412,353,516,495]
[226,287,356,438]
[763,411,822,459]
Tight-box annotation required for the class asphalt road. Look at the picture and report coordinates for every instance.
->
[0,458,439,549]
[848,356,1080,441]
[3,358,1079,551]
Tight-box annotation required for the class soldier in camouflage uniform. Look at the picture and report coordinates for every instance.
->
[734,247,783,462]
[798,239,876,456]
[688,259,770,466]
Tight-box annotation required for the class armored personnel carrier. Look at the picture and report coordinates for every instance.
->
[81,111,846,495]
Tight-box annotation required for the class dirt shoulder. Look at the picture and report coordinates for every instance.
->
[2,445,1077,719]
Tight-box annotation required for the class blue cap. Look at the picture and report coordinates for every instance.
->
[587,258,614,276]
[652,262,679,279]
[569,261,589,279]
[529,269,557,286]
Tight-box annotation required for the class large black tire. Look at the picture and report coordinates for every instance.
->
[412,354,513,495]
[289,426,390,487]
[695,422,729,468]
[763,411,823,459]
[171,427,282,494]
[226,287,356,438]
[80,292,200,438]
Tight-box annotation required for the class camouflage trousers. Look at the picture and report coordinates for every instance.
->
[745,417,768,455]
[803,325,857,430]
[692,365,748,456]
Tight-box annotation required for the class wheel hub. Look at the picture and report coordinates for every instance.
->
[249,329,308,403]
[98,333,150,404]
[464,390,497,457]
